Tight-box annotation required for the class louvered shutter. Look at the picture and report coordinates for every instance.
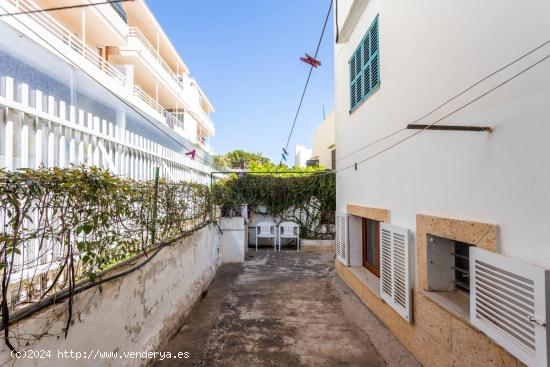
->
[349,15,380,112]
[369,17,380,90]
[379,223,412,322]
[470,248,549,366]
[335,212,349,266]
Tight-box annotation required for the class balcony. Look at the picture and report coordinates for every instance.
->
[133,85,184,131]
[197,136,215,155]
[128,27,184,91]
[4,0,127,87]
[126,27,215,135]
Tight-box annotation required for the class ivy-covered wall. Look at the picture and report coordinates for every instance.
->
[214,172,336,239]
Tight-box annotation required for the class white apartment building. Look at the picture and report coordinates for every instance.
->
[294,144,312,168]
[0,0,216,183]
[334,1,550,366]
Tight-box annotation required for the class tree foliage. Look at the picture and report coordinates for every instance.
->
[214,150,270,169]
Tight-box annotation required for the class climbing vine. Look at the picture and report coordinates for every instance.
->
[0,166,210,351]
[213,172,335,239]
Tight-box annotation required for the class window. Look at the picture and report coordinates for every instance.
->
[331,149,336,170]
[349,16,380,112]
[362,218,380,277]
[426,234,473,320]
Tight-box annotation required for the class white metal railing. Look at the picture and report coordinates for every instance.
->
[128,27,183,90]
[133,85,165,116]
[127,28,215,137]
[133,85,184,130]
[5,0,127,85]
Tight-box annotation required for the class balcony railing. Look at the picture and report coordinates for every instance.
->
[6,0,127,86]
[128,27,184,90]
[133,85,184,130]
[197,136,214,154]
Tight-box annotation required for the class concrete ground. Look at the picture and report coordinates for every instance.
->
[153,251,419,367]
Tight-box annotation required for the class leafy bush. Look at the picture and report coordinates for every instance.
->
[0,166,209,287]
[214,172,335,239]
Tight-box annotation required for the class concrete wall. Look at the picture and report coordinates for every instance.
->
[312,110,335,169]
[220,217,246,263]
[0,225,220,366]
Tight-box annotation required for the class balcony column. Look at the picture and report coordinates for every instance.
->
[81,9,86,56]
[156,32,160,54]
[155,82,159,104]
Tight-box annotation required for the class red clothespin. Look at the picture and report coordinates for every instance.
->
[300,53,321,68]
[185,149,196,160]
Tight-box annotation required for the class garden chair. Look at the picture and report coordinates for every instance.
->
[278,221,300,252]
[255,221,276,251]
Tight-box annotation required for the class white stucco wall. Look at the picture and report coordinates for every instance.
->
[335,0,550,268]
[0,225,220,366]
[220,217,246,263]
[312,110,335,169]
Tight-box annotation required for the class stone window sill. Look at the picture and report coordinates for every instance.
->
[422,289,473,327]
[349,266,381,298]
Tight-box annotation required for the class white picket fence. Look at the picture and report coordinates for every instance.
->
[0,75,212,183]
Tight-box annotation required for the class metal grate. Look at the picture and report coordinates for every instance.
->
[451,241,472,293]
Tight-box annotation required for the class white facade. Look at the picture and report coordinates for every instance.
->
[335,0,550,268]
[0,0,216,183]
[294,144,312,168]
[334,0,550,365]
[312,110,335,169]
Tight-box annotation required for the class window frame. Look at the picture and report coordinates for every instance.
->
[362,217,380,277]
[349,15,380,113]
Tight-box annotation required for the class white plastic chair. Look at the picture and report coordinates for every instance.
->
[255,221,276,251]
[278,221,300,251]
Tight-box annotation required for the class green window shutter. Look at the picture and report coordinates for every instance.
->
[370,17,380,90]
[349,15,380,112]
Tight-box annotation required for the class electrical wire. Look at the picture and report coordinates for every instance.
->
[0,1,214,169]
[338,52,550,173]
[0,0,134,18]
[280,0,333,163]
[338,39,550,162]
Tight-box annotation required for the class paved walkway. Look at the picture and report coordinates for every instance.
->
[154,251,419,367]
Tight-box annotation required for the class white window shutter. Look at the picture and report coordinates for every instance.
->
[335,212,349,266]
[470,248,549,367]
[379,223,412,323]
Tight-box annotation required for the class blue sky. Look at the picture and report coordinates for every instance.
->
[147,0,334,163]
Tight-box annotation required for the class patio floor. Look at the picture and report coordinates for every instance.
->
[153,251,419,367]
